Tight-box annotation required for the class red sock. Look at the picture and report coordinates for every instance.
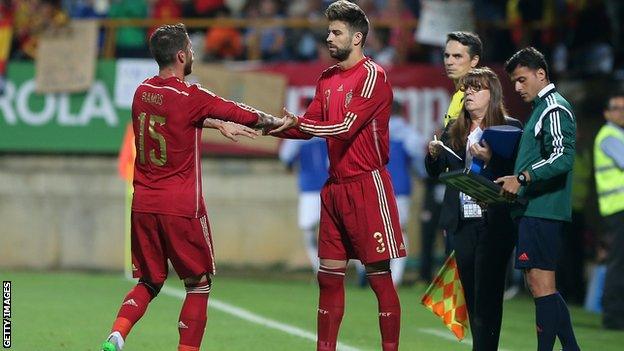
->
[112,282,155,339]
[178,280,211,350]
[317,265,346,351]
[367,271,401,351]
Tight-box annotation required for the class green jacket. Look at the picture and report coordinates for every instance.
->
[513,83,576,221]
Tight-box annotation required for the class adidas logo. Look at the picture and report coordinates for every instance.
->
[318,308,328,315]
[518,252,529,261]
[122,299,138,307]
[399,243,406,250]
[337,84,344,92]
[178,321,189,329]
[379,312,393,317]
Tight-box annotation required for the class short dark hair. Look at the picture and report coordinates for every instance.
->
[504,46,550,80]
[606,92,624,109]
[325,0,370,46]
[149,23,189,69]
[446,31,482,59]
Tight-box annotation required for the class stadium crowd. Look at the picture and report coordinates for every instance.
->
[1,0,623,77]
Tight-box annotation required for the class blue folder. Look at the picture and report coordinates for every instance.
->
[470,125,522,174]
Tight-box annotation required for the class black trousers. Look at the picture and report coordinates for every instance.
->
[453,217,516,351]
[602,210,624,329]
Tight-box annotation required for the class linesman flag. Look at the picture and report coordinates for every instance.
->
[420,251,469,340]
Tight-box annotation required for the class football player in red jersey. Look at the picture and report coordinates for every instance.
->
[271,1,405,350]
[100,23,283,351]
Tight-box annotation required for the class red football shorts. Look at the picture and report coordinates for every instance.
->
[130,211,216,284]
[318,168,406,264]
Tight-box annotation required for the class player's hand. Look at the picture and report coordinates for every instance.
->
[268,108,299,135]
[218,121,259,142]
[470,140,492,163]
[494,175,520,201]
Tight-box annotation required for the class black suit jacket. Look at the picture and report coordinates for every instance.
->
[425,117,523,234]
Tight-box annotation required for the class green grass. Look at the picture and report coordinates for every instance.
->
[2,271,622,350]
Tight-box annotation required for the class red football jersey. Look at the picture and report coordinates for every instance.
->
[279,57,393,179]
[131,76,259,218]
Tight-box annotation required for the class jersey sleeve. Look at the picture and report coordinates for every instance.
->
[296,69,391,141]
[527,108,576,182]
[273,82,324,140]
[187,84,259,127]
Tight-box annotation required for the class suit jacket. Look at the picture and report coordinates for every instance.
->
[425,117,523,234]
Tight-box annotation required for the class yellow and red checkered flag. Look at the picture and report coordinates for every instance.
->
[420,251,469,340]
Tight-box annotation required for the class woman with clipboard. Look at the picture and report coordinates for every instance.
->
[425,67,522,351]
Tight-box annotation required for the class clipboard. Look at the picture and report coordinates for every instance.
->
[439,168,526,205]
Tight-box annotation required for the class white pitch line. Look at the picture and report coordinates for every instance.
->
[417,328,512,351]
[160,285,364,351]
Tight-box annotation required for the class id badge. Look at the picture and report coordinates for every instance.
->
[460,192,483,219]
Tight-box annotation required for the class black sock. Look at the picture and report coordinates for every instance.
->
[535,294,558,351]
[555,292,580,351]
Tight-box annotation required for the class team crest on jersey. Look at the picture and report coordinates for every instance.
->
[344,90,353,108]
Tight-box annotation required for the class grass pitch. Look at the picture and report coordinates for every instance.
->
[2,270,622,350]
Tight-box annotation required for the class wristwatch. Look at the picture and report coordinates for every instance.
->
[517,172,528,186]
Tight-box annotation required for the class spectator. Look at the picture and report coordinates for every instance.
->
[204,6,243,60]
[245,0,286,61]
[109,0,149,58]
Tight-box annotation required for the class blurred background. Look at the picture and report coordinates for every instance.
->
[1,0,624,349]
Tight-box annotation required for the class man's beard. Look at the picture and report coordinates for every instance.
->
[184,59,192,76]
[329,46,351,61]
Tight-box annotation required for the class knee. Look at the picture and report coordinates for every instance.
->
[525,272,555,297]
[184,274,212,294]
[364,260,390,274]
[138,279,163,299]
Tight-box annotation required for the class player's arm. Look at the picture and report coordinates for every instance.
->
[295,70,390,141]
[189,84,283,131]
[270,84,325,139]
[203,118,259,142]
[525,108,576,182]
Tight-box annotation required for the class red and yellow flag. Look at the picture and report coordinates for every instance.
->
[421,251,469,340]
[0,5,12,92]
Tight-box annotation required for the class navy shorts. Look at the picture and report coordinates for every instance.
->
[515,216,563,271]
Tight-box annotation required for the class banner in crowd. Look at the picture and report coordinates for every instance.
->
[0,59,527,154]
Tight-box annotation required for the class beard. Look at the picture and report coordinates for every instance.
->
[329,46,351,61]
[184,59,192,76]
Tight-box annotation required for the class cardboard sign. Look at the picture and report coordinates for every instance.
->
[36,20,98,93]
[416,0,475,47]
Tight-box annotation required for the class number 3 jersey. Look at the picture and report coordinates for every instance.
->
[131,76,259,218]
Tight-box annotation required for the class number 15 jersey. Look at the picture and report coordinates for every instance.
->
[131,76,259,218]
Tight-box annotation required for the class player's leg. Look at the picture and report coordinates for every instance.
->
[517,217,580,351]
[161,214,217,351]
[177,274,212,351]
[317,184,349,351]
[365,260,401,351]
[102,212,167,351]
[299,192,322,273]
[353,170,405,351]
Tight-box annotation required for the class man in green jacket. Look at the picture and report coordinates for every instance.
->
[497,47,581,351]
